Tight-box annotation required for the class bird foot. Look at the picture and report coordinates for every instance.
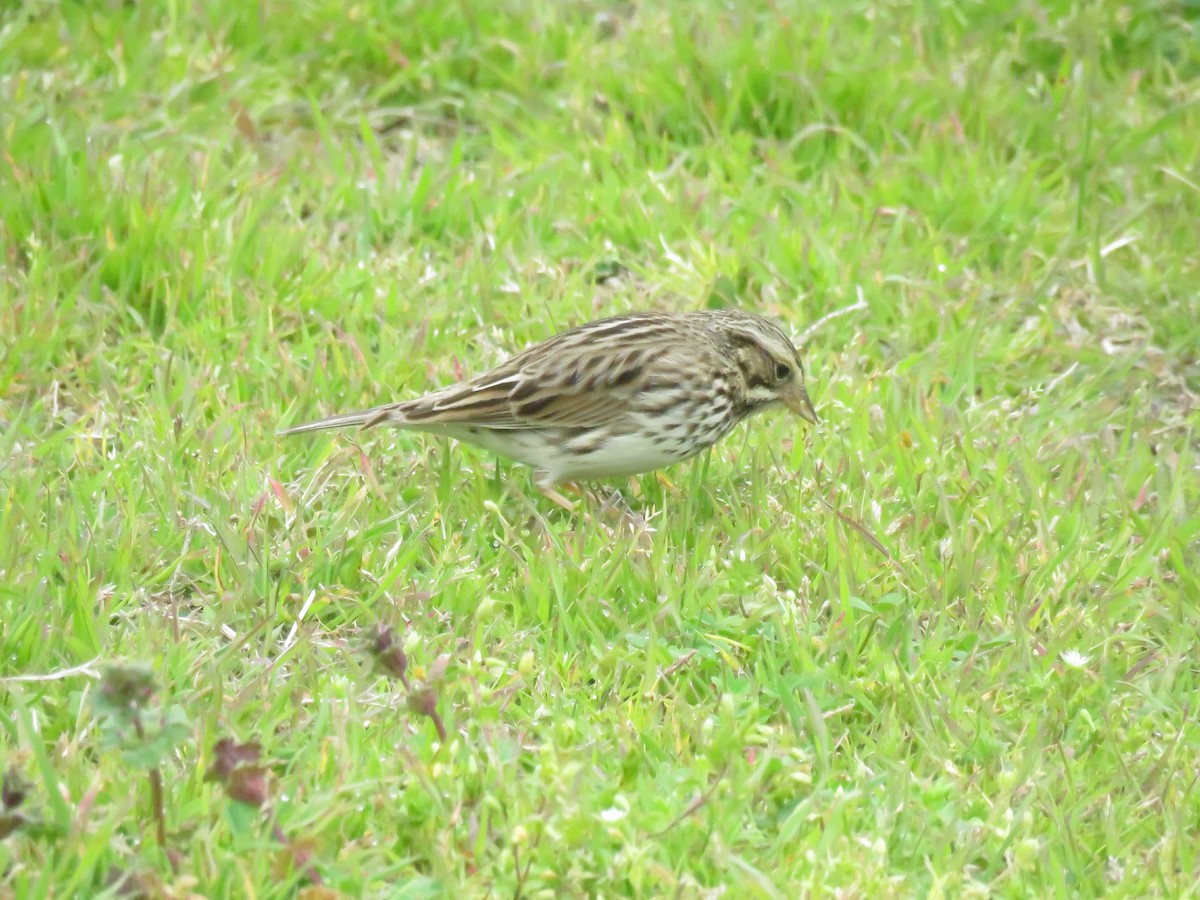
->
[596,489,652,532]
[531,478,655,546]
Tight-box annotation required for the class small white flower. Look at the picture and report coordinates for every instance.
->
[599,794,630,822]
[1061,650,1090,669]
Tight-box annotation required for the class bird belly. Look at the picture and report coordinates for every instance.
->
[433,426,551,470]
[435,423,724,485]
[545,429,704,482]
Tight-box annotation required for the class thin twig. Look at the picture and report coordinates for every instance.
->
[796,291,868,345]
[650,766,727,836]
[282,589,317,651]
[1042,361,1080,397]
[0,660,102,683]
[512,843,530,900]
[814,494,894,562]
[131,713,170,854]
[660,650,697,680]
[810,466,910,581]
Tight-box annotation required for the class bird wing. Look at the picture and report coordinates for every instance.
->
[392,316,685,431]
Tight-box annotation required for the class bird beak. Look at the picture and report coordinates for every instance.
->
[783,382,819,425]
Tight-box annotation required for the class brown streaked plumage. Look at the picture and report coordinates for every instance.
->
[280,309,818,507]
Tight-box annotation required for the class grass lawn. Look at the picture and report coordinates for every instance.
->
[2,0,1199,895]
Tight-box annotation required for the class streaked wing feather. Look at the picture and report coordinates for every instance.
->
[394,315,683,430]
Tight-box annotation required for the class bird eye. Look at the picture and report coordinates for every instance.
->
[775,363,792,380]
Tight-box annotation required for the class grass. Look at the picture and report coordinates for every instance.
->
[2,0,1199,895]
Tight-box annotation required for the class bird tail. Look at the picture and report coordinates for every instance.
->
[277,404,400,436]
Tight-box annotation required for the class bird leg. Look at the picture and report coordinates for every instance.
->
[532,475,653,539]
[524,476,654,553]
[540,485,577,512]
[534,472,578,512]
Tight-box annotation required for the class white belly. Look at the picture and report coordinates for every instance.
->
[447,418,737,485]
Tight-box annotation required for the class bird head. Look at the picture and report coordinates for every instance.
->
[714,310,819,425]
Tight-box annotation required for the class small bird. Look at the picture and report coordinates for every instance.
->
[280,309,818,508]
